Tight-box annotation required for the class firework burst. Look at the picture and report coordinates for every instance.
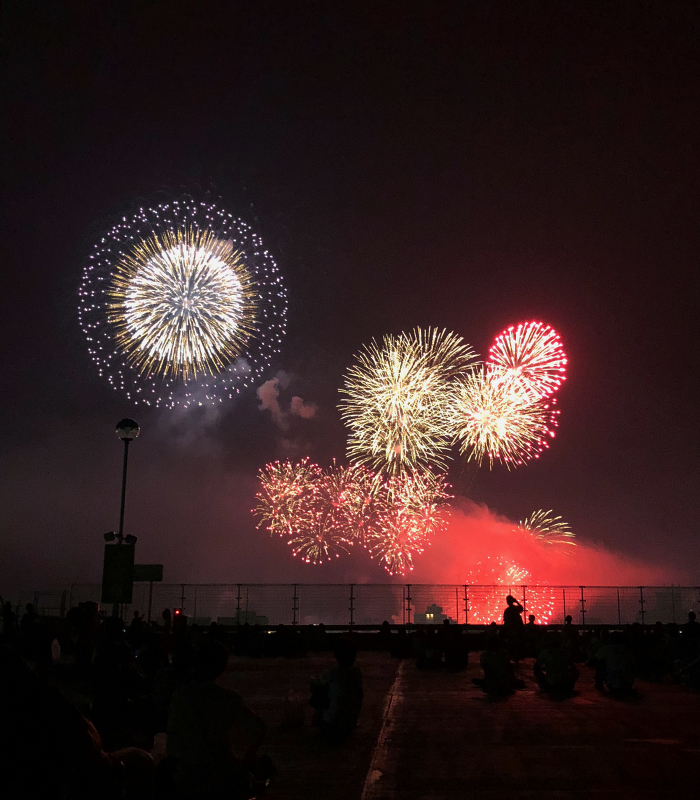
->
[254,460,371,564]
[339,328,477,474]
[516,509,576,548]
[465,557,555,624]
[254,459,451,573]
[451,366,559,468]
[366,470,452,575]
[488,321,567,399]
[79,196,286,408]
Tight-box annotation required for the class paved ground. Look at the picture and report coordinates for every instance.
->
[221,652,700,800]
[363,658,700,800]
[220,651,399,800]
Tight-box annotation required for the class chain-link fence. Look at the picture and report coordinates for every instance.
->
[56,583,700,626]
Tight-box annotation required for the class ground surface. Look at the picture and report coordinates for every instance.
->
[221,651,700,800]
[220,651,399,800]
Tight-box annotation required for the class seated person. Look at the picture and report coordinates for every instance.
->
[166,639,266,799]
[473,635,524,694]
[312,637,363,740]
[534,634,580,694]
[595,631,635,695]
[1,644,153,800]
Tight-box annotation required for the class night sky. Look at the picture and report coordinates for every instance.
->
[3,2,700,595]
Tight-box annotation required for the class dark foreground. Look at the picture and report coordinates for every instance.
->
[222,654,700,800]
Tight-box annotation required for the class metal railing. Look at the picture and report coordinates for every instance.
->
[54,583,700,627]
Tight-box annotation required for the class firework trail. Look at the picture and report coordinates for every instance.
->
[516,509,576,548]
[79,196,286,408]
[339,328,477,474]
[465,557,555,624]
[450,366,559,468]
[488,321,567,399]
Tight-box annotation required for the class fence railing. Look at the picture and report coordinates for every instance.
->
[31,583,698,627]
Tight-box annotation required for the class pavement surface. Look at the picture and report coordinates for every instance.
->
[221,652,700,800]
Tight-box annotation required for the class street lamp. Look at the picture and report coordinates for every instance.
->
[115,418,140,541]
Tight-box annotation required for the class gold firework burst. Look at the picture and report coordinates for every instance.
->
[108,227,258,380]
[450,366,559,468]
[516,509,576,547]
[339,328,477,474]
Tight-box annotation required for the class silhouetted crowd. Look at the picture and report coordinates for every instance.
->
[1,593,699,799]
[404,596,700,699]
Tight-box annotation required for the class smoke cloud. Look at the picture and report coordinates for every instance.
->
[257,376,288,429]
[290,396,317,419]
[411,499,682,585]
[257,372,317,430]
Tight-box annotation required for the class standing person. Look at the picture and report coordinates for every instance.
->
[503,596,524,626]
[503,595,524,663]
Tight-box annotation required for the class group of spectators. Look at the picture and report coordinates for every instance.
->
[0,599,364,800]
[467,596,700,697]
[2,593,699,798]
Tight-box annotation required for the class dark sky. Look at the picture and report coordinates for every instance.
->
[2,1,700,595]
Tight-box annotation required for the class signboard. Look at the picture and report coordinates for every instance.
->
[133,564,164,582]
[101,544,135,603]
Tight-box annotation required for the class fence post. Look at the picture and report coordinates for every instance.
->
[349,584,355,627]
[292,584,298,626]
[147,581,154,625]
[60,591,67,619]
[464,585,469,624]
[455,587,459,624]
[670,584,676,623]
[193,586,198,619]
[180,584,186,613]
[639,586,646,626]
[579,586,586,626]
[617,588,621,625]
[522,585,528,621]
[236,584,242,626]
[402,587,406,625]
[562,588,567,623]
[406,584,412,626]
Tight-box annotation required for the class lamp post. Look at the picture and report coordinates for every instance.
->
[116,418,140,539]
[109,418,140,616]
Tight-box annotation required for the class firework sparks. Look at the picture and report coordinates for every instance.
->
[465,557,555,624]
[516,509,576,547]
[254,460,371,564]
[339,328,477,473]
[488,321,567,399]
[254,459,451,573]
[109,228,257,380]
[451,366,559,468]
[366,469,452,575]
[78,196,286,408]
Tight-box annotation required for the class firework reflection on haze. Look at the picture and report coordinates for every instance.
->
[465,556,555,624]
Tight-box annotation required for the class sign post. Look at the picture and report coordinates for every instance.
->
[133,564,164,624]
